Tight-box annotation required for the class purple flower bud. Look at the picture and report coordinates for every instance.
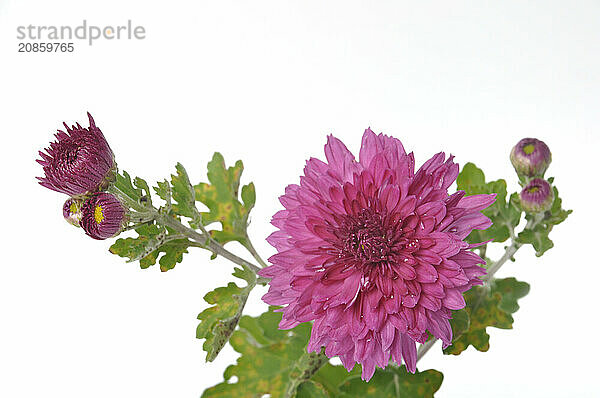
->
[80,193,126,240]
[63,198,83,227]
[37,113,115,197]
[510,138,551,177]
[520,178,554,213]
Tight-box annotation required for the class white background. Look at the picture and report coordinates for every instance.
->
[1,1,598,397]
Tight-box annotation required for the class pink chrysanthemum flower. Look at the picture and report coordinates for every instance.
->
[80,192,126,240]
[37,113,115,197]
[259,129,496,380]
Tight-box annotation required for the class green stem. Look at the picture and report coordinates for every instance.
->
[283,349,329,398]
[107,184,148,213]
[159,214,263,275]
[416,338,437,363]
[109,180,265,278]
[243,234,269,268]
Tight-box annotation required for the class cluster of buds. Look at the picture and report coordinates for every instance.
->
[510,138,554,213]
[37,114,127,239]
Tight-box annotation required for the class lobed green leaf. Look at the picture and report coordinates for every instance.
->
[457,163,521,245]
[203,308,444,398]
[443,277,529,355]
[194,153,255,246]
[170,163,198,220]
[109,223,192,271]
[447,308,470,343]
[202,308,312,398]
[338,366,443,398]
[114,170,143,201]
[196,266,256,362]
[516,185,571,256]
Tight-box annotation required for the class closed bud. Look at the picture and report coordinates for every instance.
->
[510,138,551,177]
[520,178,554,213]
[63,198,83,227]
[37,113,116,197]
[80,192,127,240]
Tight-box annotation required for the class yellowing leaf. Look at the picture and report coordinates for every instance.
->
[444,277,529,355]
[197,266,256,362]
[194,153,255,246]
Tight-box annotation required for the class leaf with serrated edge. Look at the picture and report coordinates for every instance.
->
[493,277,530,313]
[338,365,443,398]
[171,163,198,219]
[517,224,554,257]
[196,266,256,362]
[202,308,312,398]
[516,184,570,256]
[457,163,521,244]
[133,176,152,204]
[444,277,529,355]
[194,153,255,246]
[153,180,171,201]
[109,224,162,266]
[109,223,191,271]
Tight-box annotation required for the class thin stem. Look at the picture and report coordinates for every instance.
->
[159,214,263,275]
[244,234,269,268]
[482,241,520,282]
[109,179,265,277]
[107,184,148,213]
[416,338,437,363]
[129,232,187,262]
[283,349,329,398]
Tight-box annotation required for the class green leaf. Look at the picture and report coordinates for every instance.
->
[296,381,329,398]
[516,224,554,257]
[311,364,361,397]
[155,237,191,271]
[153,180,171,202]
[204,308,444,398]
[456,162,485,189]
[114,170,143,201]
[338,365,443,398]
[109,223,192,271]
[492,277,530,313]
[110,170,148,211]
[443,277,529,355]
[109,224,162,267]
[170,163,199,221]
[202,308,313,398]
[457,163,522,244]
[546,186,572,226]
[133,176,152,205]
[196,266,256,362]
[448,308,470,342]
[516,184,571,257]
[284,350,330,397]
[194,153,255,246]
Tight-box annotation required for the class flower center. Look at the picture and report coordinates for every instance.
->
[340,210,392,263]
[527,184,540,193]
[523,143,535,155]
[94,204,104,224]
[69,202,78,214]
